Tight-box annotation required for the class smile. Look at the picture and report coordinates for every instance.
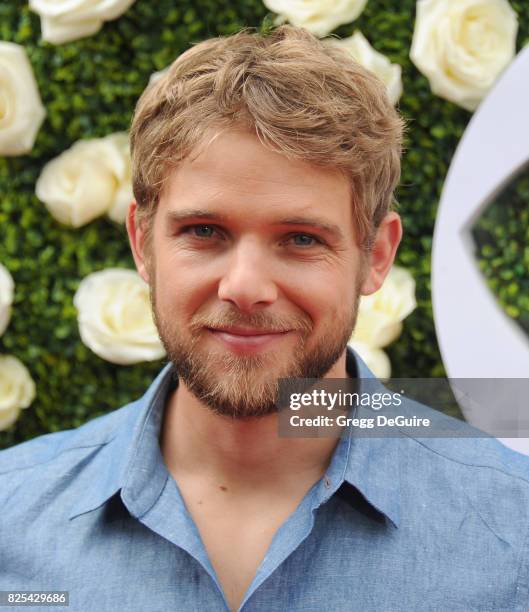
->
[206,327,292,352]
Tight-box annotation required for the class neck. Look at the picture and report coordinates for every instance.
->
[160,350,350,492]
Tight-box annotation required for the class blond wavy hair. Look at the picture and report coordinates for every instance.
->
[130,25,404,256]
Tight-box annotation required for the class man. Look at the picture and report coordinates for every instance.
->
[2,25,529,612]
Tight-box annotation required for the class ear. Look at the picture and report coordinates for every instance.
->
[126,200,152,284]
[360,212,403,296]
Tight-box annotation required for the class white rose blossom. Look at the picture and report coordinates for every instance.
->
[0,355,36,431]
[410,0,518,112]
[29,0,137,45]
[348,340,391,380]
[105,133,134,224]
[352,265,417,349]
[349,266,417,378]
[36,132,133,227]
[262,0,368,38]
[148,66,169,86]
[73,268,165,365]
[325,31,403,104]
[0,41,46,156]
[0,263,14,338]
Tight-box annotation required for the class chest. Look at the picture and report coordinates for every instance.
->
[194,511,283,611]
[176,484,302,612]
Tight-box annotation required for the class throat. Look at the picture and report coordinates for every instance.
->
[170,469,322,612]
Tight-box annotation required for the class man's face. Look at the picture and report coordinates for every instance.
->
[134,127,372,419]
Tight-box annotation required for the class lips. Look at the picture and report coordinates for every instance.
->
[208,326,287,336]
[207,326,291,352]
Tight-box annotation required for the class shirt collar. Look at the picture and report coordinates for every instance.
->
[69,346,400,527]
[68,363,175,520]
[341,347,402,528]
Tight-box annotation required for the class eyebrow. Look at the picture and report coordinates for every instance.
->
[165,208,345,242]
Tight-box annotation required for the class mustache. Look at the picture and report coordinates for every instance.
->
[189,308,313,335]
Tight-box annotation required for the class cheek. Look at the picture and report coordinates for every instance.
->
[153,257,217,320]
[280,267,350,328]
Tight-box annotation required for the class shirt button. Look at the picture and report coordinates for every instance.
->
[324,475,331,488]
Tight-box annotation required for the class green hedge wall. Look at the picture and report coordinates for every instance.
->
[1,0,528,449]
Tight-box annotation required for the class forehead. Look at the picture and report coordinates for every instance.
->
[158,126,353,232]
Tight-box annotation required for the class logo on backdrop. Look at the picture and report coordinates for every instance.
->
[431,46,529,455]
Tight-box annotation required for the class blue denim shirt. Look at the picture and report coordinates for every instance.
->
[1,346,529,611]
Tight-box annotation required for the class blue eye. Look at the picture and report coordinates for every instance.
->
[193,225,215,237]
[291,233,319,247]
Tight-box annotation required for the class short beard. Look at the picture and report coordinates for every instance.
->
[149,265,364,420]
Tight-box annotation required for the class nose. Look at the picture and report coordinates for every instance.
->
[217,238,278,312]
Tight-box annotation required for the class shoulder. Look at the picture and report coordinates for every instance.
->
[0,362,173,523]
[0,399,140,505]
[0,400,138,472]
[402,397,529,479]
[398,397,529,520]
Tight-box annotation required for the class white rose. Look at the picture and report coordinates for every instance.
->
[351,265,417,349]
[36,132,132,227]
[0,405,21,431]
[73,268,165,365]
[262,0,368,38]
[0,354,36,431]
[29,0,137,45]
[0,263,14,338]
[410,0,518,112]
[325,31,403,105]
[148,66,169,86]
[105,132,133,224]
[349,340,391,379]
[0,41,46,156]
